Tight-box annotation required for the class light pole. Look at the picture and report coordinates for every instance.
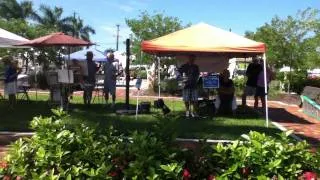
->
[116,24,120,51]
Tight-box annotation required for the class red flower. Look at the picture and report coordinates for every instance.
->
[0,161,8,169]
[16,176,22,180]
[183,169,191,180]
[303,171,317,180]
[207,174,216,180]
[241,167,250,176]
[3,175,11,180]
[108,171,118,177]
[111,157,120,164]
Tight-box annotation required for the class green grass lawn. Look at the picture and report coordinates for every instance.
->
[0,92,281,140]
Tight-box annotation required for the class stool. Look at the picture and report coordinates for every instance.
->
[92,83,104,104]
[17,85,30,101]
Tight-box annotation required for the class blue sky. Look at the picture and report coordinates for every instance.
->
[28,0,319,51]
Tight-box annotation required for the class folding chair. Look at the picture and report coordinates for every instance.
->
[17,83,30,101]
[16,75,30,101]
[92,74,105,104]
[92,83,104,104]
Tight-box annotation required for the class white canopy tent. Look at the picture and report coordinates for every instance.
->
[0,28,29,48]
[64,47,107,62]
[64,48,128,67]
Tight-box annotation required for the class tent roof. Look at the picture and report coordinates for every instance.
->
[0,28,29,48]
[64,47,106,62]
[141,23,266,55]
[16,32,93,47]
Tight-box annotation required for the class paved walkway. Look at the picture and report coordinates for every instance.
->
[247,100,320,147]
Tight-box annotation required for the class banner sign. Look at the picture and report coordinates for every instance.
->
[202,75,219,89]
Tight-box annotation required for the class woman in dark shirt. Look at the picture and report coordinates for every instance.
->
[4,58,21,109]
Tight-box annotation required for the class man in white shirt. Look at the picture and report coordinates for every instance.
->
[104,53,118,107]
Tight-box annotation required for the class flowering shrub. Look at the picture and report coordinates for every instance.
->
[0,109,319,179]
[0,110,188,179]
[195,131,320,179]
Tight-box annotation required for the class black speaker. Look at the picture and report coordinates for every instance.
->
[139,102,151,113]
[154,98,171,115]
[198,99,216,116]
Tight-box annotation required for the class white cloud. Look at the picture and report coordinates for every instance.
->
[105,0,150,13]
[118,4,134,12]
[101,26,115,35]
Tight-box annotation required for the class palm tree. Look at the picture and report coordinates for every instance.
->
[32,4,70,32]
[0,0,34,20]
[65,13,96,42]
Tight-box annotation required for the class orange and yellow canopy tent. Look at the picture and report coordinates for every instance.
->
[141,23,265,56]
[141,23,270,127]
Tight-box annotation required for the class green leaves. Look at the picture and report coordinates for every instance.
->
[160,163,182,173]
[126,11,186,64]
[51,108,67,118]
[208,131,319,179]
[2,109,319,179]
[247,8,320,71]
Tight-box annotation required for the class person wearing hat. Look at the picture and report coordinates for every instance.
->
[83,51,98,106]
[3,56,21,109]
[103,52,118,108]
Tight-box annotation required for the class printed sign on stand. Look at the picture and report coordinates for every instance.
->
[202,74,219,89]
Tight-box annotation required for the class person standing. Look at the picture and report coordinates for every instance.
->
[179,55,200,117]
[83,51,98,106]
[241,57,262,106]
[104,52,118,108]
[254,60,274,109]
[4,57,21,110]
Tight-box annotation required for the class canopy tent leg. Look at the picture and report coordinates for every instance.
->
[125,39,130,110]
[263,53,269,127]
[158,57,161,98]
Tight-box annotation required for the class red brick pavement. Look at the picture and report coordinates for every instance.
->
[251,101,320,147]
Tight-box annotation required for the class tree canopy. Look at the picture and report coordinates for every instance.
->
[126,11,188,64]
[0,0,34,20]
[0,0,96,66]
[245,8,320,70]
[0,0,95,42]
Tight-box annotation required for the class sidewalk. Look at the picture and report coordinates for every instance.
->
[248,100,320,147]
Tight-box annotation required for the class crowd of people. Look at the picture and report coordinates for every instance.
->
[178,55,274,117]
[2,52,273,115]
[1,51,122,110]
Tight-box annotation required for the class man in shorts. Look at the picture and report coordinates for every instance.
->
[83,51,98,106]
[242,57,262,106]
[179,55,200,117]
[104,52,118,108]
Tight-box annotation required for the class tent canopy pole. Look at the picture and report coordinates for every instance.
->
[158,57,161,98]
[263,53,269,127]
